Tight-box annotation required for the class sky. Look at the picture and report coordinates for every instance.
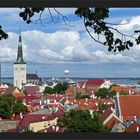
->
[1,8,140,78]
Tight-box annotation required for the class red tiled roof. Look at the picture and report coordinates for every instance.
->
[12,93,26,99]
[44,94,64,103]
[73,98,113,111]
[24,86,39,94]
[16,113,58,131]
[4,87,20,94]
[126,121,140,132]
[119,95,140,122]
[99,109,113,122]
[112,86,136,94]
[86,80,105,86]
[105,116,121,127]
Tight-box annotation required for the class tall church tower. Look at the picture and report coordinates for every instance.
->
[14,32,26,89]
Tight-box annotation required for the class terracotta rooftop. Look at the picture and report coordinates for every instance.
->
[99,109,113,123]
[70,98,114,111]
[119,95,140,122]
[112,86,136,94]
[4,87,20,95]
[86,79,105,86]
[16,113,58,131]
[12,93,26,99]
[24,86,40,94]
[126,121,140,132]
[44,94,64,103]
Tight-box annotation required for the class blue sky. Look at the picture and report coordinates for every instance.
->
[1,8,140,77]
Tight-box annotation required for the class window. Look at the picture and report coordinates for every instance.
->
[15,67,18,71]
[21,67,25,71]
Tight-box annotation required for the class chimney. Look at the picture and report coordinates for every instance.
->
[20,112,23,119]
[129,90,131,95]
[137,127,139,132]
[134,116,137,121]
[52,125,55,131]
[40,100,42,105]
[56,126,59,132]
[44,99,47,104]
[85,98,88,103]
[42,116,45,120]
[47,99,50,104]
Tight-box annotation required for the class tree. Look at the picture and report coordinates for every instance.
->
[98,103,108,116]
[12,102,28,115]
[57,109,111,132]
[1,8,140,53]
[95,88,116,99]
[119,89,127,95]
[44,86,54,94]
[0,101,12,119]
[75,92,90,99]
[54,82,68,94]
[2,94,15,107]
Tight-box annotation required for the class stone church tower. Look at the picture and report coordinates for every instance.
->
[14,33,26,89]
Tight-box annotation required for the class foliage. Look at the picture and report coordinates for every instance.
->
[44,86,54,94]
[2,94,16,106]
[0,101,11,119]
[54,82,68,94]
[75,92,90,99]
[119,89,127,95]
[75,8,140,52]
[95,88,116,99]
[1,8,140,52]
[97,103,108,116]
[0,94,27,118]
[57,109,111,132]
[12,102,28,115]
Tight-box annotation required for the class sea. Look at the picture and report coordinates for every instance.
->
[1,77,140,86]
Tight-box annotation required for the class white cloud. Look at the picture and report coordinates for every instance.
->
[0,29,137,64]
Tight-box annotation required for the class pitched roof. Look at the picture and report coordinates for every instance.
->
[12,93,26,99]
[4,87,20,94]
[86,79,105,86]
[126,121,140,132]
[24,86,39,94]
[27,74,39,80]
[119,95,140,122]
[69,98,114,111]
[112,86,136,94]
[16,113,57,131]
[99,109,113,122]
[44,94,64,103]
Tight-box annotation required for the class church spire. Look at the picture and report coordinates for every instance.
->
[15,32,25,64]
